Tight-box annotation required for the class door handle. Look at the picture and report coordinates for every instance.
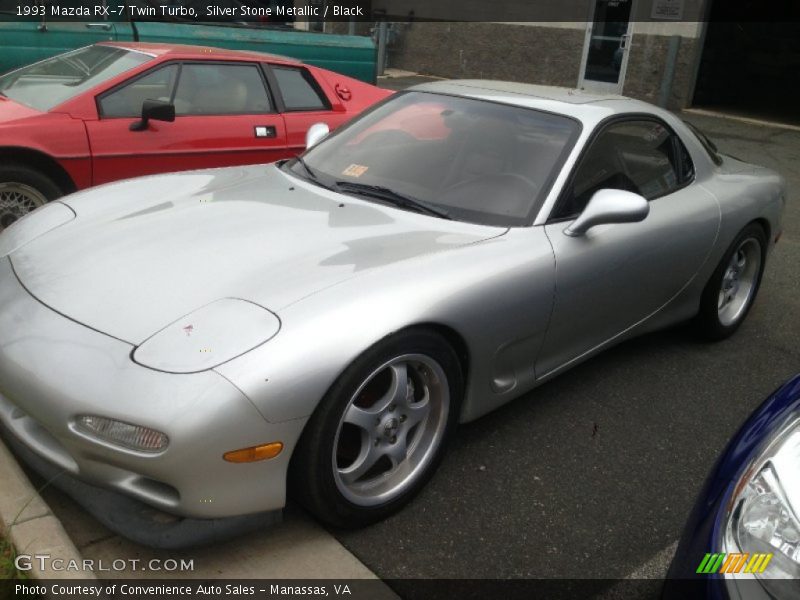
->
[254,126,277,139]
[86,23,113,31]
[620,34,630,50]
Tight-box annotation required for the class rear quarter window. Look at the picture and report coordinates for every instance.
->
[272,66,329,111]
[684,121,723,166]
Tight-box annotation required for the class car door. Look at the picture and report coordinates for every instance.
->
[536,117,720,378]
[86,60,288,185]
[267,63,348,155]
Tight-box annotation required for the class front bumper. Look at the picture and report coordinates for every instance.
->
[1,418,281,549]
[0,256,306,522]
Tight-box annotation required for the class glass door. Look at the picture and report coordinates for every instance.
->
[578,0,635,94]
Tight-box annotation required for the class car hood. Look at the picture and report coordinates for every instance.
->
[0,95,44,123]
[10,164,506,344]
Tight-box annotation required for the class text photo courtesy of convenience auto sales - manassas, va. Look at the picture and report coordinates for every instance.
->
[0,1,799,600]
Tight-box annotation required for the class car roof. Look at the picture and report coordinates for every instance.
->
[96,41,302,66]
[408,79,663,124]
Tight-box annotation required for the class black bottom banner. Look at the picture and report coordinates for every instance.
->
[1,577,764,600]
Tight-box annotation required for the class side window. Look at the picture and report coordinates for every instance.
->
[556,120,683,219]
[272,66,329,111]
[612,121,681,199]
[684,121,723,166]
[99,65,178,118]
[675,135,695,184]
[173,63,272,116]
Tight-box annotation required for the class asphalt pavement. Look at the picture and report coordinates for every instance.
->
[325,83,800,588]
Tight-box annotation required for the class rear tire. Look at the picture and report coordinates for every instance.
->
[0,164,63,232]
[290,329,463,528]
[696,223,767,341]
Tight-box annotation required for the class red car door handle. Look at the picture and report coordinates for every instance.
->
[254,126,277,139]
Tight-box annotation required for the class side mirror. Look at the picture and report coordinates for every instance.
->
[564,189,649,237]
[305,122,330,149]
[130,99,175,132]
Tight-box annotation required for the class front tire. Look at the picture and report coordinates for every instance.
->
[291,329,463,528]
[0,164,63,233]
[696,223,767,340]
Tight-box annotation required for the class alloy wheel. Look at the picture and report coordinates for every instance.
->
[332,354,450,507]
[717,237,762,327]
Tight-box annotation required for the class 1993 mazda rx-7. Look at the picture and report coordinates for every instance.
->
[0,81,786,545]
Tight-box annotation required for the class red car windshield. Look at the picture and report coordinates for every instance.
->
[293,91,581,227]
[0,45,152,112]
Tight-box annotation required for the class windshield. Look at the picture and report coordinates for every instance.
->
[0,46,153,112]
[288,91,580,227]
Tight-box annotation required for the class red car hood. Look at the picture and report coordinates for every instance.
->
[0,95,43,123]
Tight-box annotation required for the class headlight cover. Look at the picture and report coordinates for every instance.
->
[723,415,800,594]
[132,298,281,374]
[0,201,76,258]
[75,415,168,453]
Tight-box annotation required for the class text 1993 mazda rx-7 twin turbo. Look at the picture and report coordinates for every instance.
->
[0,81,786,547]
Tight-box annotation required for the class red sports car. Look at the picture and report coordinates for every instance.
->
[0,42,391,231]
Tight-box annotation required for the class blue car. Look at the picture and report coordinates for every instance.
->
[665,374,800,599]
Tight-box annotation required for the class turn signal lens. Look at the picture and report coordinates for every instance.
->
[76,415,168,453]
[224,442,283,463]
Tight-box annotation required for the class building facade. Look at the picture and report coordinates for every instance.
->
[347,0,800,121]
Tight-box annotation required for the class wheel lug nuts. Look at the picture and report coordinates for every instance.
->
[400,415,407,422]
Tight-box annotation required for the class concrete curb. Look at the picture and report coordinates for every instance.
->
[2,438,395,594]
[684,108,800,133]
[0,438,94,580]
[379,68,446,80]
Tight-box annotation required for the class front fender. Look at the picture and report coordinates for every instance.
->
[215,227,556,424]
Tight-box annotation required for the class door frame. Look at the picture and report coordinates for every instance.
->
[577,0,636,95]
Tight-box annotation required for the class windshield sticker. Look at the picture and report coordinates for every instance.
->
[342,164,369,178]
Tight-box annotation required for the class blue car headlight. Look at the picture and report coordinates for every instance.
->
[722,415,800,592]
[0,201,76,257]
[132,298,281,374]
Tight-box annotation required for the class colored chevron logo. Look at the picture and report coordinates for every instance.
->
[696,553,773,574]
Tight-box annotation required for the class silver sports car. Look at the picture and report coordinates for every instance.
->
[0,81,786,545]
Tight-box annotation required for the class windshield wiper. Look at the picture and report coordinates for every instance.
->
[292,155,318,181]
[334,181,451,220]
[288,156,339,193]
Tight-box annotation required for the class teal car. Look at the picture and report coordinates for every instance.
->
[0,0,377,82]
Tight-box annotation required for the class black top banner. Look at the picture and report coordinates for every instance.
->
[0,0,799,23]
